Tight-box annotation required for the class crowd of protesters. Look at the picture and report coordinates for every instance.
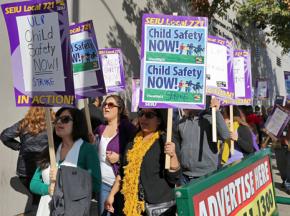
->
[1,96,289,216]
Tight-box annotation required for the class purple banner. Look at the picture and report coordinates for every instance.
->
[233,50,252,105]
[1,0,75,106]
[98,48,126,93]
[70,20,106,98]
[1,0,75,107]
[206,35,234,105]
[139,13,208,109]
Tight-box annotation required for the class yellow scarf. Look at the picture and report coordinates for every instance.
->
[121,131,160,216]
[220,121,239,164]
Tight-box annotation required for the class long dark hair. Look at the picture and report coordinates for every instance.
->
[103,95,128,120]
[36,107,89,169]
[55,107,89,142]
[137,108,167,133]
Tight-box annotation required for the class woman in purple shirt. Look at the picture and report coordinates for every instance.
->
[94,95,136,216]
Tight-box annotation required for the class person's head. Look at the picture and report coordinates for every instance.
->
[19,107,55,135]
[137,108,166,135]
[255,105,260,113]
[102,95,128,122]
[183,109,200,118]
[54,107,89,142]
[91,96,103,107]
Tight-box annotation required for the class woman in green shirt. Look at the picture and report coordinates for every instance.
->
[30,107,101,216]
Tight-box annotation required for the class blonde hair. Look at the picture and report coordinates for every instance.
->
[19,107,55,135]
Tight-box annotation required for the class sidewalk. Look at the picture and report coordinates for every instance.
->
[271,151,290,216]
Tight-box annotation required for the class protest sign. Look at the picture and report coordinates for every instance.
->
[98,48,126,93]
[233,50,252,105]
[175,149,278,216]
[274,95,285,106]
[256,79,268,99]
[1,0,75,106]
[206,36,234,104]
[139,14,208,109]
[284,71,290,104]
[131,79,140,112]
[264,105,290,138]
[70,20,106,98]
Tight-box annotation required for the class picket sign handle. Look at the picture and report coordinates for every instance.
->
[230,105,234,155]
[212,96,217,142]
[165,11,178,170]
[84,98,93,134]
[45,108,56,168]
[165,109,173,169]
[263,136,271,148]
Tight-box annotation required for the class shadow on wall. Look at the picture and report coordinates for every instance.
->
[99,0,189,109]
[10,176,35,215]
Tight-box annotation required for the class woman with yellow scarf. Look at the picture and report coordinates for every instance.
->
[104,108,181,216]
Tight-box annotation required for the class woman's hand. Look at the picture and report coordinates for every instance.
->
[88,132,96,144]
[164,142,177,158]
[106,151,120,164]
[49,167,57,196]
[49,167,57,182]
[104,194,115,213]
[230,131,238,141]
[210,97,220,110]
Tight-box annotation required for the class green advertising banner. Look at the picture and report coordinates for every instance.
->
[175,149,279,216]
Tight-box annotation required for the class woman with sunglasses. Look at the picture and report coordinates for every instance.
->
[105,108,180,216]
[94,95,136,216]
[30,108,101,216]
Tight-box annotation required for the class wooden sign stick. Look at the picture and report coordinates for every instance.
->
[212,96,217,142]
[230,105,234,154]
[165,12,178,170]
[84,98,93,134]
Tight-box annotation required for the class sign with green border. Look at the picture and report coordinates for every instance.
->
[175,149,279,216]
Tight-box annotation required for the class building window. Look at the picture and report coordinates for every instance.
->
[276,57,281,67]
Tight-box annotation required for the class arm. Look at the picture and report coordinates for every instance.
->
[203,111,230,141]
[105,175,121,213]
[0,122,21,150]
[216,111,230,141]
[85,144,102,193]
[164,140,181,185]
[236,126,254,153]
[30,167,49,196]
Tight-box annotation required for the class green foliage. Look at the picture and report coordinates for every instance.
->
[238,0,290,53]
[189,0,235,18]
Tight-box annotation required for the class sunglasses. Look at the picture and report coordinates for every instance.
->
[102,102,119,109]
[53,115,73,124]
[137,110,158,119]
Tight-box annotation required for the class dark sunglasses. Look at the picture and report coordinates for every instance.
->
[53,115,73,124]
[102,102,119,109]
[137,110,158,119]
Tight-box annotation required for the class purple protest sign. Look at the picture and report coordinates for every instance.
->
[139,14,208,109]
[284,71,290,104]
[70,20,106,98]
[255,78,268,99]
[1,0,75,107]
[98,48,126,93]
[206,35,234,105]
[233,50,252,105]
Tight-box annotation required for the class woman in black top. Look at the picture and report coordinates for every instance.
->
[0,107,54,204]
[105,108,180,216]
